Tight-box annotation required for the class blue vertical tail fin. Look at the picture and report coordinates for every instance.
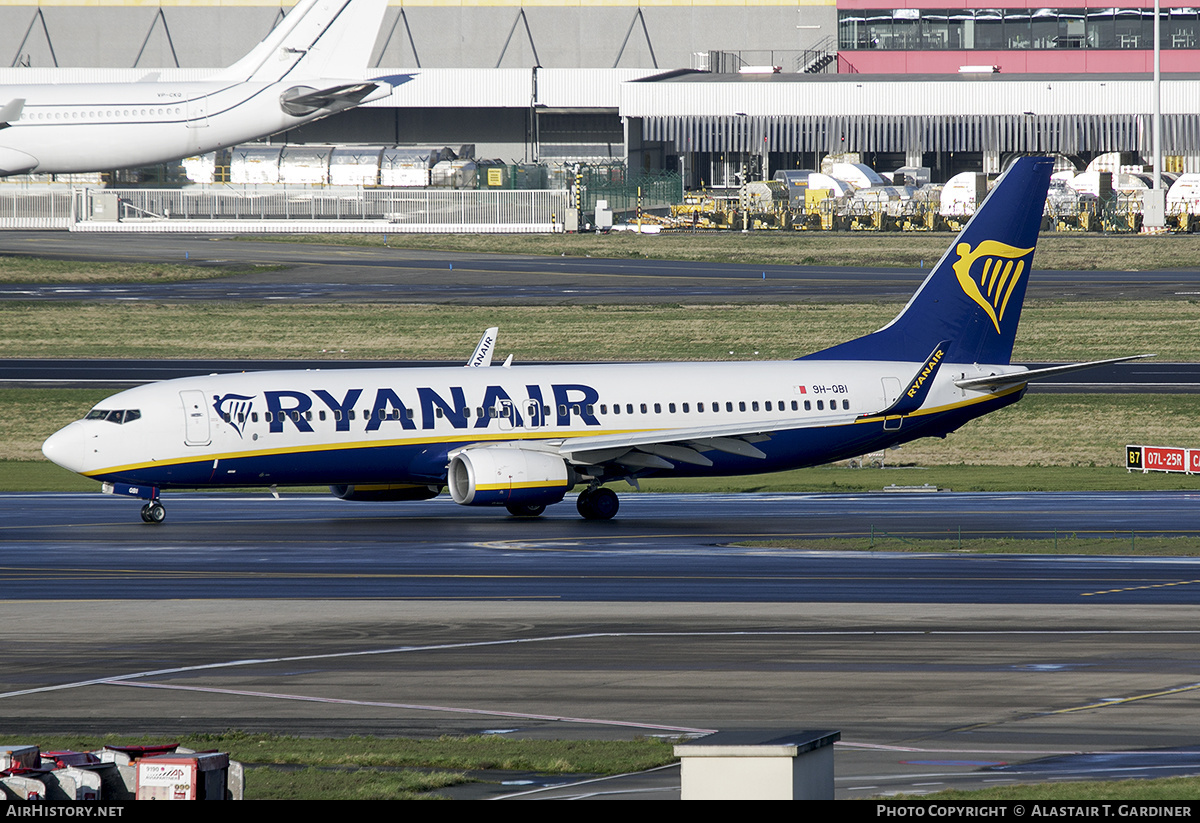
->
[803,156,1054,365]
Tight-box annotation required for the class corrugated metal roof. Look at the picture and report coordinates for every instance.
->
[621,72,1200,117]
[640,112,1176,153]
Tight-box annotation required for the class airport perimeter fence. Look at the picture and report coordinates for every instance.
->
[0,188,73,228]
[0,187,571,232]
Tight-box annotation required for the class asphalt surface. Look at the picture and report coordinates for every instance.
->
[5,234,1200,799]
[4,231,1200,303]
[6,491,1200,602]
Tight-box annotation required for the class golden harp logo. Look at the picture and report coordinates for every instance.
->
[952,240,1034,334]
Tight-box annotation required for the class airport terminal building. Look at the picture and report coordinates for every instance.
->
[2,0,1199,182]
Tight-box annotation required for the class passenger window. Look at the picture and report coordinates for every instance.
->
[640,404,647,414]
[817,400,824,410]
[586,404,594,415]
[843,399,850,410]
[252,412,259,422]
[627,404,634,414]
[654,403,661,414]
[436,408,444,418]
[698,402,705,412]
[791,401,798,411]
[739,402,746,412]
[805,400,811,411]
[600,404,607,414]
[682,403,689,413]
[765,401,772,411]
[668,403,676,413]
[558,404,568,417]
[319,411,326,421]
[613,404,620,415]
[726,402,733,412]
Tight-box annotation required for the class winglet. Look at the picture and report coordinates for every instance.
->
[466,327,499,367]
[864,340,951,418]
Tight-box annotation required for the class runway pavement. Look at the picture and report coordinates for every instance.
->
[5,231,1200,303]
[5,491,1200,602]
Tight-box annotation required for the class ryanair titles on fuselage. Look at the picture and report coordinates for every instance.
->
[214,382,603,437]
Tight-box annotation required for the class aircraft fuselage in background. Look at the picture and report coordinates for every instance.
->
[0,0,392,175]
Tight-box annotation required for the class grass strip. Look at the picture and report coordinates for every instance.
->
[0,300,1187,361]
[246,766,467,800]
[247,231,1200,272]
[24,731,679,777]
[0,255,284,284]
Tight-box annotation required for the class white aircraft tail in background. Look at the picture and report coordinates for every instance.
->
[0,0,394,175]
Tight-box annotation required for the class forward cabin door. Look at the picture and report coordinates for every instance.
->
[181,390,211,446]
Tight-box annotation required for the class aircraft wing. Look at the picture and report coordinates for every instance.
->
[0,98,25,130]
[953,354,1155,391]
[557,411,861,470]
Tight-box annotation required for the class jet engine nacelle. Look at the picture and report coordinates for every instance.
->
[448,445,572,507]
[330,483,441,502]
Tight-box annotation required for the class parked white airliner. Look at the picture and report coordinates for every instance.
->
[0,0,393,175]
[42,157,1145,522]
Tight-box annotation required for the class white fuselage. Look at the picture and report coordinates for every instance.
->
[43,358,1018,488]
[0,78,371,174]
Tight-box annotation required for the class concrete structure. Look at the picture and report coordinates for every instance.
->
[675,730,840,800]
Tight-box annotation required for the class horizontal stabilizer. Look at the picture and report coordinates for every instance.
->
[0,98,25,129]
[954,354,1155,391]
[280,81,390,115]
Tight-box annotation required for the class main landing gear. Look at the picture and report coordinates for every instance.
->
[576,487,619,521]
[140,501,166,524]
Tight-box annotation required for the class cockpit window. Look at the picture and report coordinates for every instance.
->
[85,409,141,424]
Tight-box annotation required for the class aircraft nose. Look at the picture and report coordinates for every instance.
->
[42,421,87,474]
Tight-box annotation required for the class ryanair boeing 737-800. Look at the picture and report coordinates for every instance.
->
[0,0,392,175]
[41,157,1144,522]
